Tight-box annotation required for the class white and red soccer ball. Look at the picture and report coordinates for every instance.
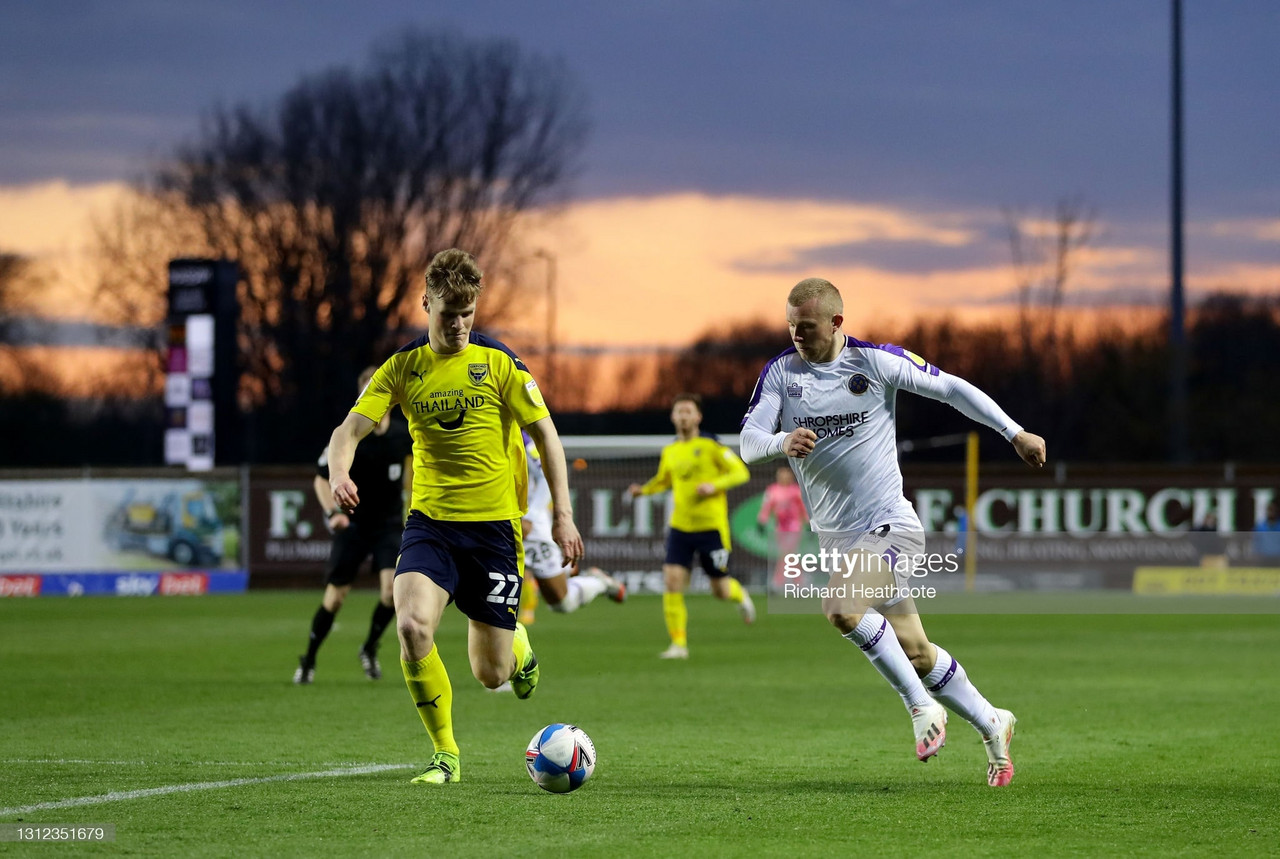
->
[525,723,596,793]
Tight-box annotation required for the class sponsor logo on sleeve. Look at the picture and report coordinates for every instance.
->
[903,349,932,372]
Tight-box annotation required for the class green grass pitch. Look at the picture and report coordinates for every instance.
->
[1,592,1277,856]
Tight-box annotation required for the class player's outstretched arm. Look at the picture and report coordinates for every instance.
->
[525,415,584,567]
[708,444,751,492]
[1012,430,1047,468]
[888,355,1035,455]
[328,411,376,513]
[626,451,672,499]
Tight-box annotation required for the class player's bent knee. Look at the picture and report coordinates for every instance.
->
[472,663,510,689]
[396,614,433,654]
[902,646,933,673]
[824,610,863,634]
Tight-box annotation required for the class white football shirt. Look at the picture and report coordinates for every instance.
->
[523,432,554,538]
[740,336,1022,534]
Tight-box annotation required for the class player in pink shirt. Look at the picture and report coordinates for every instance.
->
[757,466,807,587]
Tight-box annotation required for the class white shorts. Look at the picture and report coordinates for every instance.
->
[524,535,572,580]
[815,520,927,606]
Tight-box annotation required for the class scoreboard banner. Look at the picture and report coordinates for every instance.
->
[0,477,246,597]
[164,259,239,471]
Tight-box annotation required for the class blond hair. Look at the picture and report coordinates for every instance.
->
[788,277,843,317]
[425,249,484,303]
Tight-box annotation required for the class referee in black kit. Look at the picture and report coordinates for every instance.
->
[294,367,413,684]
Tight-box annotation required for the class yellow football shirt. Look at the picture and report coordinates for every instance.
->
[351,332,549,521]
[637,434,750,546]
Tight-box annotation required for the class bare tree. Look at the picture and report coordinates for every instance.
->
[1003,198,1095,433]
[90,190,211,396]
[0,252,47,393]
[111,28,587,460]
[1003,198,1096,378]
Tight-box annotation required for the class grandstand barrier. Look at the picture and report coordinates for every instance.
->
[2,444,1278,603]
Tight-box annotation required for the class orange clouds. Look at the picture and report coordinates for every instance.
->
[2,181,1277,352]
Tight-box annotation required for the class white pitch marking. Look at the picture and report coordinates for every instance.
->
[0,763,413,816]
[1,759,401,767]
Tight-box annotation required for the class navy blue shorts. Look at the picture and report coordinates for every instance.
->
[325,520,402,586]
[395,511,525,630]
[664,527,730,577]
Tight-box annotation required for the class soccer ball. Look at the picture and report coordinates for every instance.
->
[525,723,596,793]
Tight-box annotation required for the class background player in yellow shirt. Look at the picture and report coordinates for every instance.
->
[326,249,583,785]
[627,393,753,659]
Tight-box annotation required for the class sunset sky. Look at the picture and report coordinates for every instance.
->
[1,2,1276,351]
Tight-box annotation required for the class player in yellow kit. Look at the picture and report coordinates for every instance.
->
[327,249,583,785]
[627,393,753,659]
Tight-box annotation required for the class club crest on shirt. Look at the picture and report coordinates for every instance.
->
[786,382,803,398]
[468,363,489,384]
[848,373,870,395]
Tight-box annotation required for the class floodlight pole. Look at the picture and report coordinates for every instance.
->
[965,432,979,592]
[1169,0,1190,462]
[533,249,558,394]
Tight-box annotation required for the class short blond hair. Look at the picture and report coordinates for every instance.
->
[425,249,484,303]
[788,278,843,317]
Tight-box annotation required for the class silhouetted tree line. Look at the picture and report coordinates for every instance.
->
[1,30,1273,468]
[2,293,1275,467]
[553,292,1280,464]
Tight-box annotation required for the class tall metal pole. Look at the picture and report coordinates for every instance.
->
[964,431,979,593]
[533,249,557,393]
[1170,0,1190,462]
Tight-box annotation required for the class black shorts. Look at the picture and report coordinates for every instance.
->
[664,527,730,577]
[395,511,525,630]
[325,520,403,587]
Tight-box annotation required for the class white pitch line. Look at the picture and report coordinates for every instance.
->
[0,763,413,816]
[1,759,401,767]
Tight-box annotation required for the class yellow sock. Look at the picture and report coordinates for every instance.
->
[725,577,745,603]
[510,622,532,679]
[519,576,539,624]
[663,591,688,647]
[402,645,458,756]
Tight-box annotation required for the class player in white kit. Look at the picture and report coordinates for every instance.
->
[520,431,625,615]
[740,278,1046,787]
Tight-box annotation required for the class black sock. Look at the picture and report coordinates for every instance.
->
[364,602,395,652]
[305,606,336,663]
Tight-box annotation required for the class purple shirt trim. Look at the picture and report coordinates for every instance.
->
[741,346,797,428]
[845,335,941,376]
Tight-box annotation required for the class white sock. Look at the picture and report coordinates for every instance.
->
[923,645,999,735]
[549,576,607,614]
[842,608,932,710]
